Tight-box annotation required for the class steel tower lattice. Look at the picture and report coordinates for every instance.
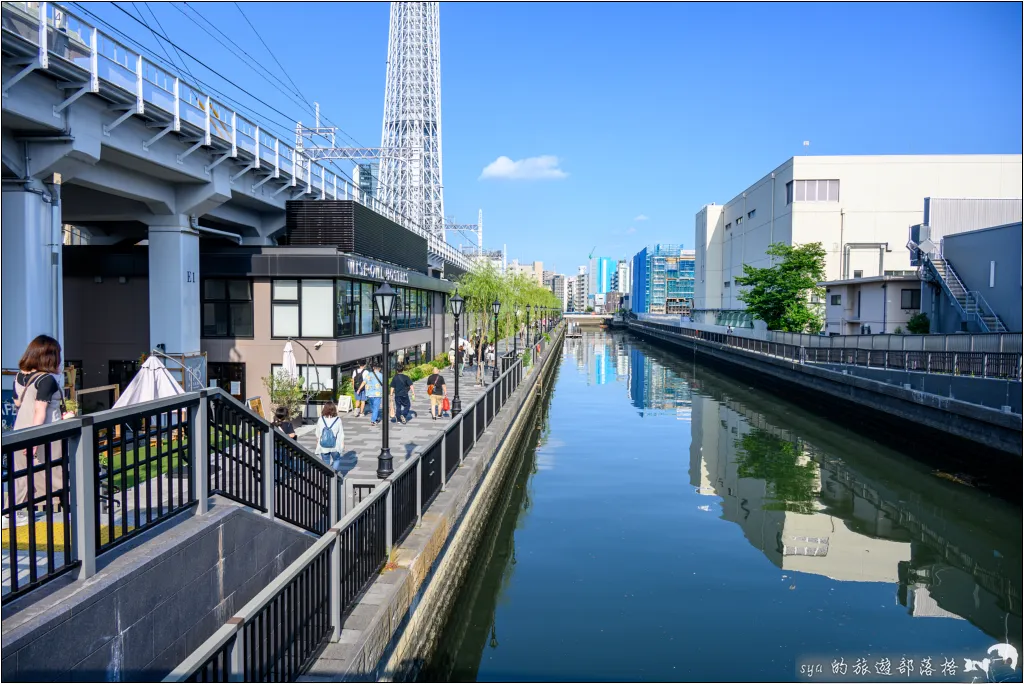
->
[379,1,444,239]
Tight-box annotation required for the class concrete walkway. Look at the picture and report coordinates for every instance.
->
[295,336,531,481]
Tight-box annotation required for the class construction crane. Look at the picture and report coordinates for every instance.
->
[587,246,597,259]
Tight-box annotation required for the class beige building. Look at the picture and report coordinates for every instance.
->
[507,259,544,286]
[820,274,922,336]
[694,154,1023,314]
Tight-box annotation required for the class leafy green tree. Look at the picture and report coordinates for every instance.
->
[262,369,305,419]
[905,312,930,334]
[734,242,826,332]
[734,430,818,514]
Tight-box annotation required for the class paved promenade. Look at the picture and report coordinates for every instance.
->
[296,337,523,481]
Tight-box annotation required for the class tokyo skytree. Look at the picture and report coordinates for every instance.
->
[379,2,445,239]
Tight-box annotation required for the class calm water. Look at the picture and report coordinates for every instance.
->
[422,331,1023,682]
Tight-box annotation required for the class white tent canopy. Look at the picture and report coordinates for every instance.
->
[112,356,185,409]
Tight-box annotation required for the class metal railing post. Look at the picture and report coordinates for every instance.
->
[70,417,97,579]
[193,392,209,515]
[330,532,341,642]
[440,430,447,491]
[384,482,393,550]
[415,457,422,527]
[329,472,340,525]
[227,625,244,681]
[263,427,274,519]
[457,415,464,465]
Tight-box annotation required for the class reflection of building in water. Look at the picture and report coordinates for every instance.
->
[687,388,1021,644]
[689,395,911,582]
[625,343,692,417]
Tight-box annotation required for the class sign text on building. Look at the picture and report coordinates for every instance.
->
[345,257,410,284]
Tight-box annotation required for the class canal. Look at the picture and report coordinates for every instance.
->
[421,331,1022,682]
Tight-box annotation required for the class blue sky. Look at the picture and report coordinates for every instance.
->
[80,2,1022,274]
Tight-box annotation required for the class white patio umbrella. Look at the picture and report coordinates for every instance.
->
[282,342,299,379]
[112,356,185,408]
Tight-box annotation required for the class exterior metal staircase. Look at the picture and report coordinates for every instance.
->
[923,254,1008,333]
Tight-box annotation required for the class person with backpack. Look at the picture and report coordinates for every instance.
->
[352,360,368,418]
[314,402,344,471]
[389,364,415,424]
[11,335,70,519]
[360,362,384,425]
[425,366,447,420]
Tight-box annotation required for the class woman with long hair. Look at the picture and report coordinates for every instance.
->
[11,335,68,519]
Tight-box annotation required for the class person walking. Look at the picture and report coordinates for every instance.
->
[485,344,496,376]
[425,366,447,420]
[389,364,415,424]
[314,402,344,471]
[457,344,466,376]
[11,335,70,519]
[361,362,384,425]
[351,360,368,418]
[272,406,297,440]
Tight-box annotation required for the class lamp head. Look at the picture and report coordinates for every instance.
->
[492,299,501,316]
[373,281,398,320]
[449,292,465,317]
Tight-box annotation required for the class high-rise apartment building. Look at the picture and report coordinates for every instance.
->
[587,257,616,297]
[507,259,544,286]
[629,244,694,314]
[551,274,570,311]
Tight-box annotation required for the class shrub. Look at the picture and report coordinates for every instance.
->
[262,369,305,419]
[338,377,356,403]
[432,352,450,368]
[521,350,532,368]
[906,312,930,335]
[893,326,904,335]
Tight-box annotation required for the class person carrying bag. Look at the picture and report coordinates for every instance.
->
[314,402,344,471]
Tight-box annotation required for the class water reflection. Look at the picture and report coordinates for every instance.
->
[632,333,1022,647]
[423,332,1022,681]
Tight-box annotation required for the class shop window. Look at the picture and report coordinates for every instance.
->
[272,280,300,338]
[202,279,253,338]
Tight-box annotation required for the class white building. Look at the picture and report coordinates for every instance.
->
[694,154,1023,314]
[820,274,922,336]
[551,273,570,311]
[506,259,544,286]
[616,259,631,295]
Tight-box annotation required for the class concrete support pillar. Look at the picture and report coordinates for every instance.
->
[1,182,62,371]
[148,216,201,355]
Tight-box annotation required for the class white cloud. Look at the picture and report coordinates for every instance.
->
[633,214,649,221]
[626,227,636,234]
[479,155,568,180]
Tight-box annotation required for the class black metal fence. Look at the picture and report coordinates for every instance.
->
[242,543,333,680]
[2,388,339,606]
[162,323,566,683]
[632,320,1023,381]
[208,394,265,512]
[339,494,387,617]
[92,399,198,554]
[1,421,78,601]
[273,432,334,535]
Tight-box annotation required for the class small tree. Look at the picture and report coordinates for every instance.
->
[262,369,305,419]
[735,242,826,333]
[906,312,930,335]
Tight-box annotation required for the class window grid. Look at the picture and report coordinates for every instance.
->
[202,279,254,338]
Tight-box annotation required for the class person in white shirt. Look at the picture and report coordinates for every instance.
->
[314,402,344,471]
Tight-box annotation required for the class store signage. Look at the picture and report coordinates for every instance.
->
[345,257,410,284]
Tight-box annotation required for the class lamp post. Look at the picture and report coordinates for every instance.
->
[492,299,501,382]
[449,293,464,417]
[513,308,520,358]
[525,305,531,350]
[373,282,398,479]
[287,338,324,424]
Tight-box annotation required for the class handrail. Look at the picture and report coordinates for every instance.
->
[0,1,469,271]
[164,321,564,682]
[922,254,1006,333]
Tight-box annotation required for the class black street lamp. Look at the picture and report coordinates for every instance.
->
[513,308,520,358]
[525,305,531,350]
[491,299,501,382]
[373,282,398,479]
[449,293,464,417]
